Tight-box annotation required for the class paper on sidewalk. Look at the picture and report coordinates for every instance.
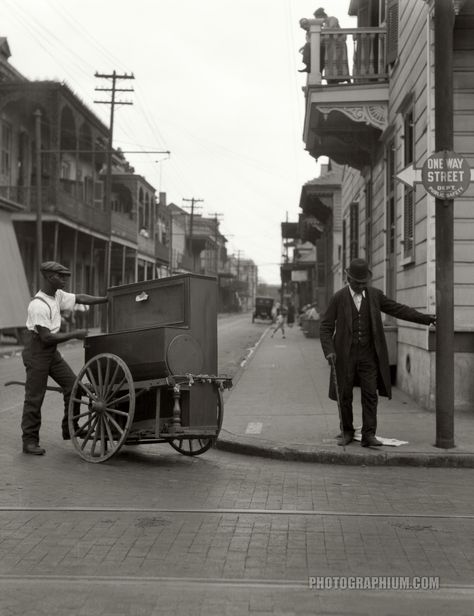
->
[353,428,409,447]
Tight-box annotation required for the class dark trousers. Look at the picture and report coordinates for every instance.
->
[21,333,77,444]
[340,343,378,439]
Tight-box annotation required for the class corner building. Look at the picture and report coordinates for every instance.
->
[301,0,474,410]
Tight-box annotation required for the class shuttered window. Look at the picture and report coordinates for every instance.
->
[349,202,359,262]
[403,108,415,260]
[386,0,399,65]
[403,188,414,259]
[365,181,373,265]
[342,219,347,272]
[1,121,12,177]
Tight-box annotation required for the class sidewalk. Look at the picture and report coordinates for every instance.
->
[218,324,474,467]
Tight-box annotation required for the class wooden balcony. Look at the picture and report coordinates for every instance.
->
[155,240,169,264]
[1,183,109,234]
[111,210,137,243]
[138,232,155,256]
[302,22,389,169]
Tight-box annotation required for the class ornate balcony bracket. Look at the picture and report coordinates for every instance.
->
[316,103,387,131]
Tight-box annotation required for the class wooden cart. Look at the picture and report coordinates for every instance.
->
[68,274,232,463]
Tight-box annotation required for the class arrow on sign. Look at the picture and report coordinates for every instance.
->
[396,163,474,188]
[395,165,421,187]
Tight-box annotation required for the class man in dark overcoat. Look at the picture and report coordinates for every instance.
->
[319,258,436,448]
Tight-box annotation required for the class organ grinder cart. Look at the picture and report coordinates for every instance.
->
[68,274,232,463]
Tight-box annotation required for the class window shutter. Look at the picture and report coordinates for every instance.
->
[94,181,104,208]
[403,188,414,259]
[386,0,399,65]
[349,202,359,261]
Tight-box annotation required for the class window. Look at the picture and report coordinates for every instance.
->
[342,219,347,272]
[386,0,399,65]
[386,141,396,257]
[1,121,12,177]
[60,160,71,179]
[365,181,373,265]
[349,202,359,262]
[403,109,415,260]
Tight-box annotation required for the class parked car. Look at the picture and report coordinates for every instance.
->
[252,296,274,322]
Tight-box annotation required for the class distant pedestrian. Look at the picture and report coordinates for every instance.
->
[271,310,286,339]
[21,261,108,455]
[271,301,280,324]
[286,302,296,327]
[319,258,436,448]
[73,302,89,329]
[306,302,320,320]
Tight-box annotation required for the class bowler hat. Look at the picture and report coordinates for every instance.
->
[314,8,328,18]
[345,258,372,283]
[40,261,71,275]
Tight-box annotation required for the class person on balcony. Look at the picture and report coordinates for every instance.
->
[306,8,349,83]
[298,18,311,72]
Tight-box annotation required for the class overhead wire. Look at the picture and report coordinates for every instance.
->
[3,0,277,277]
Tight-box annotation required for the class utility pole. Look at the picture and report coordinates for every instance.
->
[434,0,455,448]
[34,109,42,287]
[182,197,203,271]
[168,209,174,277]
[208,212,223,275]
[94,70,135,291]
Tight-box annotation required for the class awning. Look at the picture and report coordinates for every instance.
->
[0,209,30,329]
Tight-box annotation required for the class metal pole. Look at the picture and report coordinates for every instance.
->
[34,109,42,271]
[434,0,455,448]
[168,211,173,276]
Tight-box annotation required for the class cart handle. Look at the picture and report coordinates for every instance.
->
[4,380,63,392]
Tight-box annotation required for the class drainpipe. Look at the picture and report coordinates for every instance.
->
[434,0,455,448]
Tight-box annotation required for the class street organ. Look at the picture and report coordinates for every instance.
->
[68,273,231,463]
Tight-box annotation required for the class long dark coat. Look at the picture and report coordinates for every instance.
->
[319,286,433,401]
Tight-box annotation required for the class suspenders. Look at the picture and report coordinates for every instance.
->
[31,296,53,319]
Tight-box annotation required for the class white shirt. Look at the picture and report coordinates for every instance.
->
[26,290,76,333]
[349,287,366,312]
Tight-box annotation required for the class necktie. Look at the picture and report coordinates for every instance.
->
[354,293,362,312]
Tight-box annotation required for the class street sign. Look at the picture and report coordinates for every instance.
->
[396,150,473,199]
[421,151,470,199]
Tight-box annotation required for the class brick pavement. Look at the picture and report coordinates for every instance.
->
[1,325,474,614]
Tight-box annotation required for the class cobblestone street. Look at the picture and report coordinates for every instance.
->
[1,325,474,614]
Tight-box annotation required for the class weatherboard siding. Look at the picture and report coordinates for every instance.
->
[453,7,474,319]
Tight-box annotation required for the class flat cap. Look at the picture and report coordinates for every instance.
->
[40,261,71,275]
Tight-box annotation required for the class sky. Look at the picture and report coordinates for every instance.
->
[2,0,356,285]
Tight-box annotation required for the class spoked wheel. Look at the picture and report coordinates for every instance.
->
[168,390,223,456]
[68,353,135,463]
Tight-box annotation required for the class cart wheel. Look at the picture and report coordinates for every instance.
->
[68,353,135,463]
[168,390,223,456]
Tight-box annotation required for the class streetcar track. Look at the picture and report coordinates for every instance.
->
[0,506,473,519]
[0,575,473,592]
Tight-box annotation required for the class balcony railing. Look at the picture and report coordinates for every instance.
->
[138,233,155,256]
[56,185,109,233]
[111,210,137,243]
[0,183,109,234]
[155,241,169,263]
[0,185,34,206]
[304,25,387,85]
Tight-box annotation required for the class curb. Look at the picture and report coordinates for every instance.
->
[222,326,270,403]
[215,430,474,468]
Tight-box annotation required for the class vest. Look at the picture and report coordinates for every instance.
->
[351,295,372,347]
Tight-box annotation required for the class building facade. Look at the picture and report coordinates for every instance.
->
[299,0,474,409]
